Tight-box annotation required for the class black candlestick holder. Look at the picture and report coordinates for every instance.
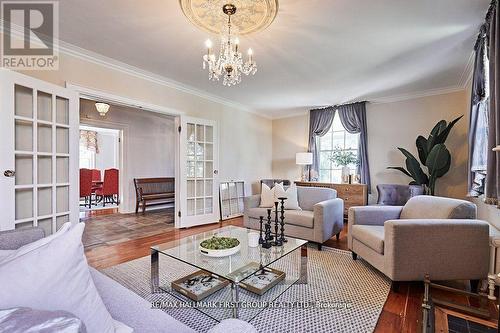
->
[258,216,265,245]
[262,209,273,249]
[273,201,283,246]
[278,197,288,243]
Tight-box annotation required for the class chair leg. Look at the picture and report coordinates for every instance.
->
[391,281,400,293]
[142,201,146,214]
[470,279,480,293]
[135,201,139,214]
[335,232,340,241]
[317,243,322,251]
[351,252,357,260]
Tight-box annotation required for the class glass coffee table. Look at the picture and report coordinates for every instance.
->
[151,226,308,322]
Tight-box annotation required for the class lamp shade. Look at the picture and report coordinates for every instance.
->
[296,152,313,165]
[95,102,110,117]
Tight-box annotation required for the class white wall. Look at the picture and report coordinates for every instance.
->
[95,131,119,171]
[80,100,176,213]
[272,90,469,202]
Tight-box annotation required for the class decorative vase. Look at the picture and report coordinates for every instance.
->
[341,166,350,184]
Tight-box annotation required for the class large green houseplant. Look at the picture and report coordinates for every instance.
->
[387,115,462,195]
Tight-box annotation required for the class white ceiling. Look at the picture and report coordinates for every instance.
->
[59,0,489,118]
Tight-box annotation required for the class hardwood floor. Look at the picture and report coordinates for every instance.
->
[84,214,498,332]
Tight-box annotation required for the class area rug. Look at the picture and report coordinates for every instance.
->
[101,246,390,333]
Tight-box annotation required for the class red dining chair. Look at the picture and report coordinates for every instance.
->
[91,169,102,197]
[79,168,93,208]
[96,168,119,207]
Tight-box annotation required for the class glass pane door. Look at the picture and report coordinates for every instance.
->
[0,71,77,234]
[180,117,218,227]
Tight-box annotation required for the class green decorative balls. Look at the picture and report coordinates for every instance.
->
[200,236,240,250]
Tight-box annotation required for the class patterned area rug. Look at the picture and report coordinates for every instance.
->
[101,246,390,333]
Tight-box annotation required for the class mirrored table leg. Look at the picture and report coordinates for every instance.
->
[151,249,159,293]
[299,244,308,284]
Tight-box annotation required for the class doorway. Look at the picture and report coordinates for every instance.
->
[79,125,121,213]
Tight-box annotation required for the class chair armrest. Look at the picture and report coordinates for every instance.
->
[244,194,261,211]
[348,206,403,227]
[384,219,490,281]
[0,227,45,250]
[313,198,344,242]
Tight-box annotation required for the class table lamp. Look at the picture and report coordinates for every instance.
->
[296,152,313,181]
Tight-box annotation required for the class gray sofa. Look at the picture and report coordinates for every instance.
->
[348,195,490,285]
[244,186,344,249]
[0,227,255,333]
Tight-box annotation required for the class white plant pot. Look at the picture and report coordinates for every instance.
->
[341,166,351,183]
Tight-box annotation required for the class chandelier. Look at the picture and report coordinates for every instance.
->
[202,4,257,86]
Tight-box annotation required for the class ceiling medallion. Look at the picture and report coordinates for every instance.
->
[179,0,279,35]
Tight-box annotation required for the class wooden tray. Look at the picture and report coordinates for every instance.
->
[234,263,286,296]
[171,270,229,301]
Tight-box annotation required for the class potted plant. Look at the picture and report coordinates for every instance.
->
[387,115,462,195]
[329,147,359,183]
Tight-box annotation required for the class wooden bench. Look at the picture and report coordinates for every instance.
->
[134,177,175,214]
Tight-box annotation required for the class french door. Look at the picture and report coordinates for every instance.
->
[178,116,219,228]
[0,70,79,234]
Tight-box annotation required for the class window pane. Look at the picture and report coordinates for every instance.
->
[345,132,359,150]
[319,170,330,182]
[332,131,344,149]
[320,151,331,170]
[319,132,332,151]
[331,115,344,131]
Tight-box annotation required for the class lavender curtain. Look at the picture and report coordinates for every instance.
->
[337,102,371,192]
[307,107,335,181]
[486,1,499,206]
[468,25,489,197]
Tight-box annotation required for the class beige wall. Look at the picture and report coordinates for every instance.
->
[272,90,470,202]
[17,50,273,200]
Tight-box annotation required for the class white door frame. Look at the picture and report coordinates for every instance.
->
[65,83,184,225]
[79,120,128,213]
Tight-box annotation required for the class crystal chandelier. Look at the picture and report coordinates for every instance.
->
[202,4,257,86]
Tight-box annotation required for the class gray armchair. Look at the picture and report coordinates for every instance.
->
[348,196,490,285]
[376,184,425,205]
[244,186,344,249]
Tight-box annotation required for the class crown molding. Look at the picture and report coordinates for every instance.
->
[271,85,467,120]
[0,20,272,119]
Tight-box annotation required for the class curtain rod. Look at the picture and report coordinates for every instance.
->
[310,100,368,112]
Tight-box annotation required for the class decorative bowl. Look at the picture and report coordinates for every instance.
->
[199,236,241,257]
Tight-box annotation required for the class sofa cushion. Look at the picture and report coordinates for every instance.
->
[259,183,277,208]
[351,225,385,254]
[285,210,315,229]
[0,223,116,333]
[400,196,476,220]
[274,183,302,210]
[297,186,336,211]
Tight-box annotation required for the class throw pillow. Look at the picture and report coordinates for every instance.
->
[259,183,276,208]
[274,183,302,210]
[0,307,87,333]
[0,223,116,333]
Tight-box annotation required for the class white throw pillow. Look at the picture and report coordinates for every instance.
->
[0,223,116,333]
[259,183,276,208]
[274,183,302,210]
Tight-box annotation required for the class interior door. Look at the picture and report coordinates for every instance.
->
[0,70,79,234]
[178,116,219,228]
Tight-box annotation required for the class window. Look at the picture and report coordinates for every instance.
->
[318,115,360,183]
[79,144,95,169]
